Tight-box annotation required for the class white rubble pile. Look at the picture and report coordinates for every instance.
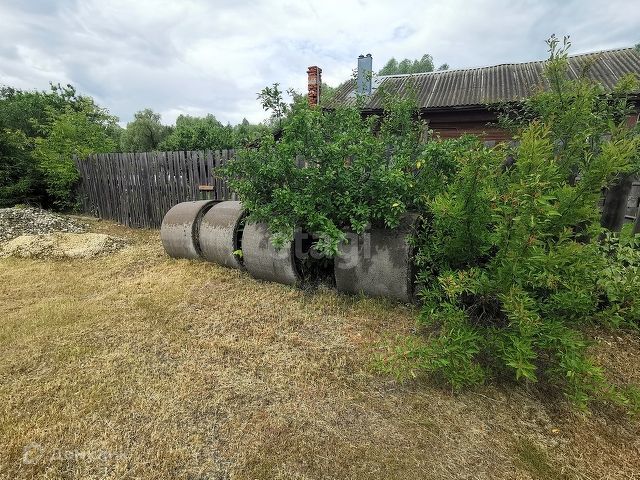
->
[0,206,87,243]
[0,207,125,259]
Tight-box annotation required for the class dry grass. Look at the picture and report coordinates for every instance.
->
[0,217,639,479]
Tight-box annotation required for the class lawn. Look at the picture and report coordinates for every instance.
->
[0,218,639,479]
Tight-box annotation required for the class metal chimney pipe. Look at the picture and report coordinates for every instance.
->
[357,54,372,95]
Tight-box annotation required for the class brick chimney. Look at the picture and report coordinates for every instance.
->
[307,65,322,106]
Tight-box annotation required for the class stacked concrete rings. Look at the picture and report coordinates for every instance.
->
[334,213,419,303]
[199,200,246,269]
[241,223,301,286]
[161,201,418,301]
[160,200,217,259]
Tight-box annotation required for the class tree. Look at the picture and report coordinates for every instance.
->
[0,128,39,207]
[121,109,172,152]
[257,83,291,128]
[159,114,233,151]
[158,113,270,151]
[379,58,399,76]
[232,118,269,147]
[34,106,118,208]
[0,83,119,208]
[378,53,448,75]
[0,83,86,137]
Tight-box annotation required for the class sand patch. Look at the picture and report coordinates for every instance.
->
[0,232,125,259]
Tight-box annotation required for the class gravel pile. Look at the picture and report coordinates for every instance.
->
[0,207,87,243]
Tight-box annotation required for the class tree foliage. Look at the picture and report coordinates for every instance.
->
[159,114,268,151]
[255,83,309,130]
[224,90,436,257]
[0,83,119,208]
[0,79,272,208]
[0,128,38,207]
[35,106,118,208]
[120,108,172,152]
[379,53,448,75]
[387,35,640,411]
[0,79,276,209]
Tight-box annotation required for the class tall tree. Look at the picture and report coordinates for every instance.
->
[233,118,269,147]
[121,109,172,152]
[0,83,118,208]
[160,114,233,151]
[378,53,448,75]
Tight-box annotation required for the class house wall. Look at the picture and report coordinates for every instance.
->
[419,107,510,142]
[421,105,639,143]
[428,122,510,142]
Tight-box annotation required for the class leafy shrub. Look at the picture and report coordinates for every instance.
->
[225,83,479,258]
[225,90,421,256]
[596,232,640,328]
[0,128,41,207]
[386,37,640,410]
[34,107,117,209]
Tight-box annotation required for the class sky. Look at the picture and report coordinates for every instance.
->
[0,0,638,126]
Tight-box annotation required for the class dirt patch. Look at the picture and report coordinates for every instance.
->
[0,206,87,243]
[0,232,125,259]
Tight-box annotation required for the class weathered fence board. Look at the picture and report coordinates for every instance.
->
[75,150,235,228]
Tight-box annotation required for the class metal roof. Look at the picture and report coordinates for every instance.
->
[328,47,640,111]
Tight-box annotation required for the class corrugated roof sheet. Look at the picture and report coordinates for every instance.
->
[328,47,640,111]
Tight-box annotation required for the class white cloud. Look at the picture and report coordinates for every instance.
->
[0,0,638,125]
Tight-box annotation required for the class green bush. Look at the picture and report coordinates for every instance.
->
[385,37,640,411]
[0,128,42,207]
[225,81,482,259]
[34,107,117,209]
[224,90,425,256]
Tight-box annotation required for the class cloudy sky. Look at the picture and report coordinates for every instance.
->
[1,0,638,126]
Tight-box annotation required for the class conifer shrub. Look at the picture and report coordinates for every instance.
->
[384,37,640,410]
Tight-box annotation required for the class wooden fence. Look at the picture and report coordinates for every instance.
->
[75,150,235,228]
[76,150,640,231]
